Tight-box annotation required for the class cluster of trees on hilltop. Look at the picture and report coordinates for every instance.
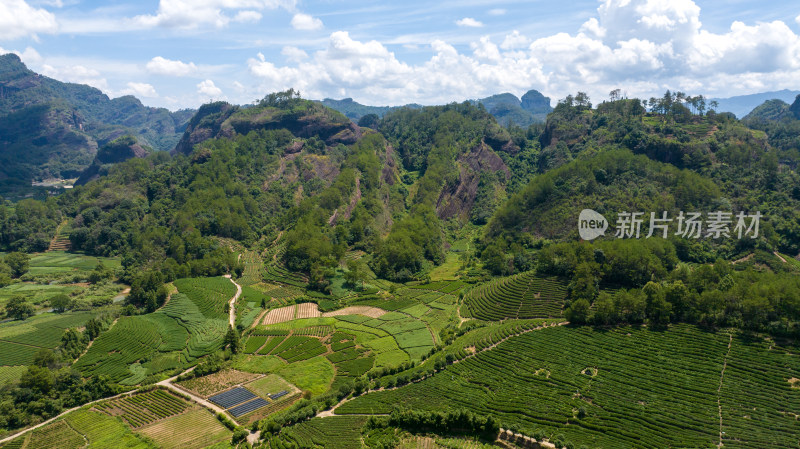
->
[565,253,800,336]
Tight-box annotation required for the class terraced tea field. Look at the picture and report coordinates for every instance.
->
[137,408,231,449]
[94,389,189,428]
[0,311,95,366]
[74,278,234,383]
[281,416,368,449]
[464,272,567,320]
[337,324,800,449]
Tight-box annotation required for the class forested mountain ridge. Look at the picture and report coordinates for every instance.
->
[320,89,553,128]
[0,53,193,193]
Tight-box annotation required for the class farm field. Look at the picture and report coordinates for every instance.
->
[0,366,26,386]
[74,280,234,384]
[28,251,121,275]
[18,419,84,449]
[93,389,190,428]
[337,324,800,449]
[0,282,83,307]
[0,251,125,309]
[281,416,368,449]
[0,311,95,366]
[463,272,567,320]
[0,408,156,449]
[136,407,231,449]
[178,369,261,397]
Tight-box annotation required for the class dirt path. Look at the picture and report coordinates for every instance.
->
[774,251,787,263]
[224,275,243,328]
[456,301,472,326]
[717,333,733,449]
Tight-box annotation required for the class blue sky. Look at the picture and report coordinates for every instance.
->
[2,0,800,110]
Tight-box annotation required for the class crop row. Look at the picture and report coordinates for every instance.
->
[24,420,85,449]
[465,272,566,321]
[173,277,237,320]
[292,325,333,337]
[96,390,188,428]
[283,416,367,449]
[338,325,748,449]
[239,251,265,286]
[264,263,308,288]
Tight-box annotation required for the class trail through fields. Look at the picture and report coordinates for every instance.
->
[717,333,733,449]
[225,275,242,328]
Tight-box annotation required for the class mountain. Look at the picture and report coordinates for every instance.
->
[75,135,151,185]
[710,89,800,118]
[318,98,422,123]
[470,90,553,127]
[319,89,553,127]
[173,97,362,156]
[742,98,794,122]
[0,53,193,194]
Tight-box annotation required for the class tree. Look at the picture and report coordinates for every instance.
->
[49,294,72,313]
[344,259,368,290]
[644,281,671,327]
[5,295,34,320]
[19,365,54,394]
[128,271,167,312]
[569,262,598,302]
[609,89,622,102]
[88,263,112,284]
[33,348,58,369]
[565,298,591,324]
[592,292,617,325]
[84,318,102,340]
[224,326,242,354]
[5,252,29,278]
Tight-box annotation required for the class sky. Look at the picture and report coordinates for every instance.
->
[1,0,800,111]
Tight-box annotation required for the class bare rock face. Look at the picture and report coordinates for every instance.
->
[436,141,510,221]
[173,101,362,155]
[285,140,305,154]
[381,144,399,186]
[172,102,237,155]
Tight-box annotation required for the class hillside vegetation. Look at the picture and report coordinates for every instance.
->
[0,85,799,449]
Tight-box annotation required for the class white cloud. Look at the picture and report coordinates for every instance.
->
[197,79,223,97]
[233,10,262,23]
[0,0,58,40]
[500,30,529,50]
[121,82,158,98]
[238,0,800,109]
[281,46,308,62]
[488,9,506,16]
[146,56,198,76]
[132,0,295,29]
[456,17,483,28]
[796,14,800,26]
[291,13,322,30]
